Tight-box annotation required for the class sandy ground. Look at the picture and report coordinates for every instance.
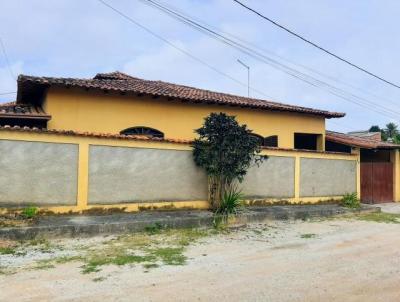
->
[1,215,400,302]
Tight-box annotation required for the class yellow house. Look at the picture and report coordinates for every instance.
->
[0,71,398,213]
[7,71,345,150]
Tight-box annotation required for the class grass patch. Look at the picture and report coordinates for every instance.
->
[300,233,316,239]
[21,207,38,219]
[81,253,157,274]
[79,227,212,273]
[54,255,83,264]
[358,212,400,224]
[2,226,217,275]
[92,276,106,282]
[0,247,16,255]
[34,260,56,270]
[148,247,186,265]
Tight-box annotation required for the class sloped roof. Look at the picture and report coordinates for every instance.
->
[16,72,345,118]
[326,131,400,149]
[0,101,50,120]
[347,130,381,141]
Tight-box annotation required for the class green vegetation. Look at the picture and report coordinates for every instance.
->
[79,227,211,274]
[193,112,265,210]
[369,122,400,143]
[2,227,218,275]
[300,233,316,239]
[341,193,360,209]
[148,247,186,265]
[358,212,400,224]
[33,260,56,270]
[21,206,38,219]
[0,247,16,255]
[214,187,244,216]
[81,254,157,274]
[144,222,163,235]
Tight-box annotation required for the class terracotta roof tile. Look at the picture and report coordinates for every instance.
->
[326,131,400,149]
[0,102,50,120]
[17,72,345,118]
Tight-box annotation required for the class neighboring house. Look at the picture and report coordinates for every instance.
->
[326,131,400,204]
[0,72,398,213]
[347,130,382,142]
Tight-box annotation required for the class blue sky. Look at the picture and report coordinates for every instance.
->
[1,0,400,132]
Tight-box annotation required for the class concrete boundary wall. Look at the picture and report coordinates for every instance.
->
[0,130,360,213]
[300,158,357,197]
[0,140,78,206]
[88,146,208,204]
[241,156,295,198]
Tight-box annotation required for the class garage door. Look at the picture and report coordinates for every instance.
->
[361,162,393,204]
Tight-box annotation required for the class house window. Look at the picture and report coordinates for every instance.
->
[264,135,278,147]
[249,133,265,145]
[249,133,279,147]
[294,133,322,150]
[120,127,164,138]
[325,141,351,153]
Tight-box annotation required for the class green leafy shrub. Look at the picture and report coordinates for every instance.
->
[21,207,38,219]
[341,193,360,209]
[192,112,266,209]
[215,187,244,216]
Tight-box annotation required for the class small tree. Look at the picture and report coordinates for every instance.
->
[192,112,265,210]
[369,125,381,133]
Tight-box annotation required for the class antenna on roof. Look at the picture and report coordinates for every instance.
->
[237,59,250,97]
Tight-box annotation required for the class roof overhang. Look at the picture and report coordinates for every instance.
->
[16,73,346,119]
[326,131,400,150]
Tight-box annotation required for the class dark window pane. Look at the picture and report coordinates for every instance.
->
[294,133,319,150]
[264,135,278,147]
[249,133,264,145]
[120,127,164,138]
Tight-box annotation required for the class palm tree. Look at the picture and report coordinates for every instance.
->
[384,122,399,141]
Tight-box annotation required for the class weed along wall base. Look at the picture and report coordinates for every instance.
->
[0,128,359,214]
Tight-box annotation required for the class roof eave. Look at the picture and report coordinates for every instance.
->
[17,74,346,119]
[0,113,52,121]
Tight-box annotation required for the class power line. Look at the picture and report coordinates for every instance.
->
[96,0,274,101]
[140,0,400,120]
[142,0,400,109]
[232,0,400,89]
[0,38,16,81]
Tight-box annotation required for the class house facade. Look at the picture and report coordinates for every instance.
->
[5,72,345,150]
[0,72,397,213]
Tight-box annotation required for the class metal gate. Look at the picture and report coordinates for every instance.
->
[361,162,393,203]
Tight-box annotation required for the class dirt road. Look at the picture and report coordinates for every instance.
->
[1,215,400,302]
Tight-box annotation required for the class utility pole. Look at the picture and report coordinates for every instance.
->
[237,59,250,97]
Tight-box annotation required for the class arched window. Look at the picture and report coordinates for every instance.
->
[249,133,279,147]
[264,135,278,147]
[120,127,164,138]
